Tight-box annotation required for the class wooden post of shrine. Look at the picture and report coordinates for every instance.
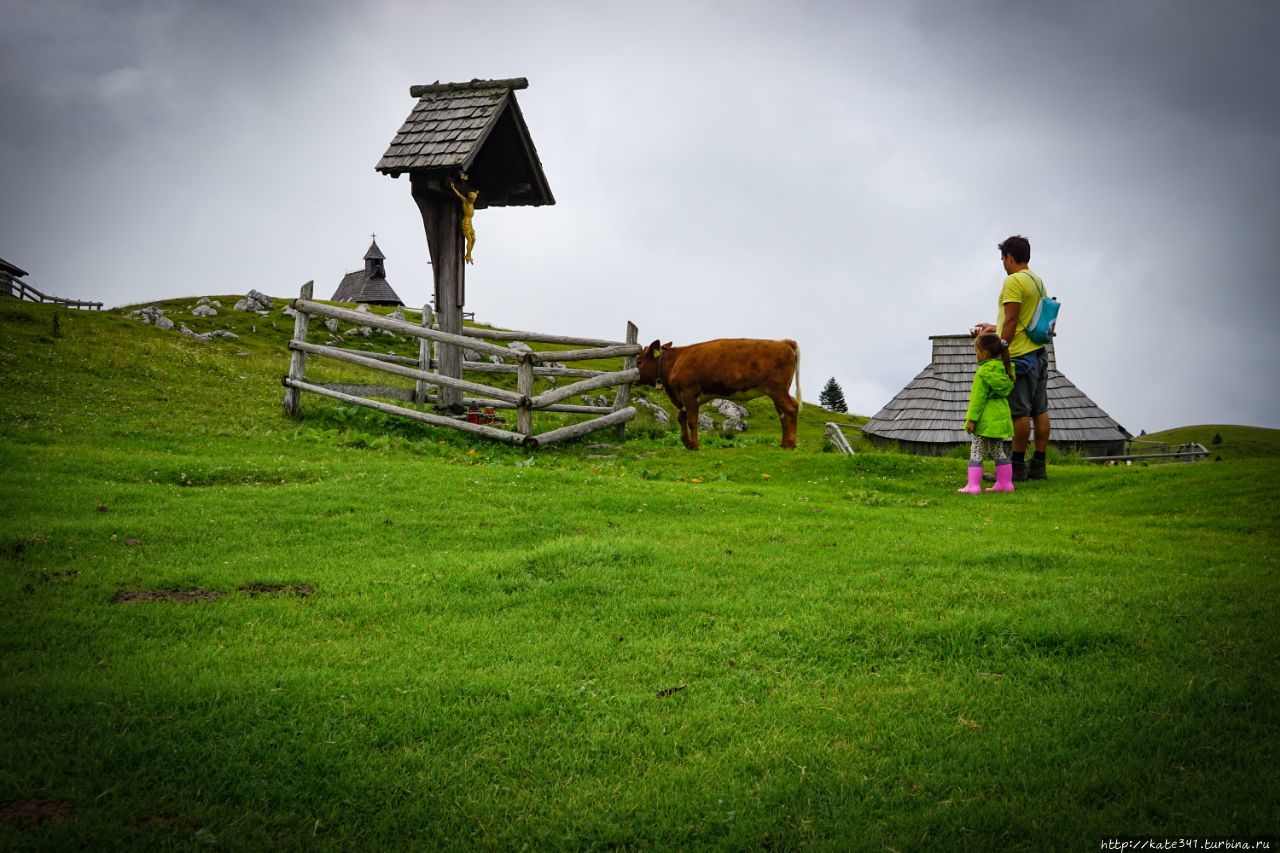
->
[375,78,556,412]
[412,177,465,410]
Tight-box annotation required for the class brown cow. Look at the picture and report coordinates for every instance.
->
[635,338,802,450]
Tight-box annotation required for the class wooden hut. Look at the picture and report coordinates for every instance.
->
[862,334,1130,456]
[1,256,28,299]
[376,77,554,408]
[331,238,403,306]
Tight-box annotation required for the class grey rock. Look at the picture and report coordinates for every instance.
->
[721,416,746,433]
[388,307,405,322]
[211,330,239,341]
[708,399,749,420]
[489,354,505,365]
[282,306,299,319]
[635,398,669,425]
[192,305,218,317]
[179,323,211,342]
[698,413,716,431]
[507,341,532,354]
[324,318,339,332]
[464,348,482,362]
[154,316,174,331]
[355,304,372,314]
[234,289,273,312]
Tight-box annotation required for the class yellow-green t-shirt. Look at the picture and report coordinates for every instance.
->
[996,269,1047,357]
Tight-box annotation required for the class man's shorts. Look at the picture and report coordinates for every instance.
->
[1009,348,1049,419]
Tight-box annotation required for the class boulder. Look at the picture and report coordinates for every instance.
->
[635,398,670,425]
[508,341,532,354]
[211,330,239,341]
[324,318,339,332]
[282,306,299,319]
[192,305,217,317]
[464,348,482,362]
[233,289,273,312]
[355,304,372,314]
[388,307,405,322]
[698,413,716,432]
[154,316,174,331]
[708,399,749,421]
[489,354,505,365]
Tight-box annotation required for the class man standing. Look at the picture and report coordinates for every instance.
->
[973,235,1050,481]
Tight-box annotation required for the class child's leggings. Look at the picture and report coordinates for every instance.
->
[969,436,1009,465]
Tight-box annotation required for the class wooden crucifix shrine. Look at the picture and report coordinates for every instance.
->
[376,77,555,409]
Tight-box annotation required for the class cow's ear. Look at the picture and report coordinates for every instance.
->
[662,341,673,349]
[646,339,661,356]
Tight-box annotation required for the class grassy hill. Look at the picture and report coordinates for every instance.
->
[1141,424,1280,461]
[2,297,1278,848]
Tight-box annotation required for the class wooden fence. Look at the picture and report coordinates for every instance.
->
[281,281,641,448]
[1083,440,1210,464]
[2,274,103,310]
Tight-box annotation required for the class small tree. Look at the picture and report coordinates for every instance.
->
[1211,432,1223,445]
[819,377,847,413]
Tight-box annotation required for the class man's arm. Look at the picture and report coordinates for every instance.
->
[999,301,1020,345]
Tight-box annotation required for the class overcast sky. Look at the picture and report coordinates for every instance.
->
[3,0,1278,431]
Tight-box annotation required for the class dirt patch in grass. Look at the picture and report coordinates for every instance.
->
[0,799,75,830]
[129,813,196,831]
[238,582,314,597]
[112,588,225,604]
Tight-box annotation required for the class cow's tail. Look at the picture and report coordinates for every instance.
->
[789,340,803,412]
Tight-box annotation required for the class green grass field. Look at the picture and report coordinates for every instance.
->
[2,298,1278,849]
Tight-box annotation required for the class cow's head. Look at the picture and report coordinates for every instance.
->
[635,339,662,386]
[635,340,674,386]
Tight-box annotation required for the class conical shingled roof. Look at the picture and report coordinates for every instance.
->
[862,334,1130,455]
[331,239,402,306]
[375,78,554,208]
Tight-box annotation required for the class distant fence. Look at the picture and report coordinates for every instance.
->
[281,281,641,449]
[824,422,856,455]
[1083,439,1209,464]
[2,274,102,310]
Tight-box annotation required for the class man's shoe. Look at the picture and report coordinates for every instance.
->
[1028,459,1048,480]
[1011,460,1028,482]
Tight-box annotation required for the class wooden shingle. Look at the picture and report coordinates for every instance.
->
[376,78,554,208]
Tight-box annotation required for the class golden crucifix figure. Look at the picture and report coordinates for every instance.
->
[450,173,478,264]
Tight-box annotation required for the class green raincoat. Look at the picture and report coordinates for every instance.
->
[964,359,1015,440]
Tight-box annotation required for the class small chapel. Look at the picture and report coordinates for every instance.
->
[331,238,404,307]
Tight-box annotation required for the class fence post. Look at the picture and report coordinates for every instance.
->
[612,320,638,440]
[414,303,432,404]
[517,353,534,439]
[283,280,313,418]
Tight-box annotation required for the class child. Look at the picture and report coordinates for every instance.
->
[958,332,1016,493]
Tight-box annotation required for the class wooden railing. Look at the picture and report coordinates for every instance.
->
[1083,441,1209,464]
[2,275,102,310]
[281,281,641,448]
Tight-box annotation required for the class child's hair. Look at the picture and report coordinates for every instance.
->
[976,332,1013,380]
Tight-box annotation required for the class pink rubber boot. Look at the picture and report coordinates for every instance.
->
[987,461,1015,493]
[957,464,983,494]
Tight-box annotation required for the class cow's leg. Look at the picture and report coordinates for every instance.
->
[677,408,691,449]
[772,393,799,449]
[678,390,702,450]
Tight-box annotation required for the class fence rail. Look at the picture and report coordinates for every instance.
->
[1083,441,1209,464]
[281,281,641,448]
[2,275,102,310]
